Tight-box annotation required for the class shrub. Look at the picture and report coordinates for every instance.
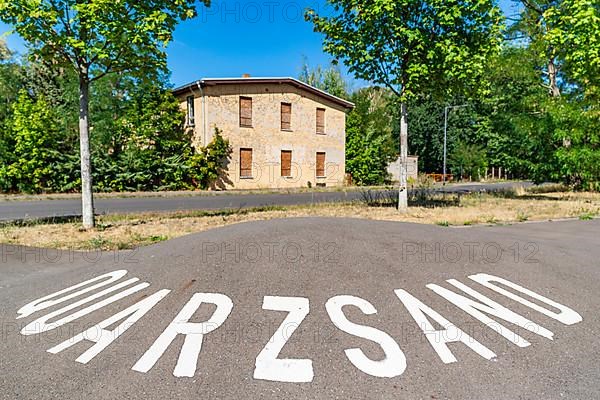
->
[0,91,71,193]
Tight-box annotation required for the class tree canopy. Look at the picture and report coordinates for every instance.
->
[306,0,504,100]
[0,0,205,82]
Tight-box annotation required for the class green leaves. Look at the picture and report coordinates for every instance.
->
[298,60,350,99]
[90,85,231,192]
[0,0,206,81]
[345,87,397,185]
[448,141,488,181]
[0,91,70,193]
[544,0,600,98]
[0,64,232,193]
[307,0,503,101]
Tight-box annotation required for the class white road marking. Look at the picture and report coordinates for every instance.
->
[14,269,584,381]
[132,292,233,378]
[325,295,406,378]
[47,289,171,364]
[395,289,496,363]
[21,280,149,335]
[253,296,313,383]
[17,270,128,320]
[427,280,554,348]
[468,273,583,325]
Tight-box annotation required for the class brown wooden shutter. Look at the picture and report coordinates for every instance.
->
[316,108,325,134]
[281,150,292,177]
[240,148,253,177]
[316,152,326,177]
[240,97,252,127]
[281,103,292,130]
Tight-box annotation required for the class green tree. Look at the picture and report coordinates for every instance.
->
[307,0,503,209]
[193,128,233,190]
[0,91,67,192]
[508,1,600,189]
[544,0,600,100]
[88,83,232,192]
[0,0,208,228]
[298,59,349,99]
[0,40,23,166]
[402,96,445,173]
[514,0,599,99]
[346,87,397,185]
[512,0,565,97]
[449,141,488,181]
[0,40,22,120]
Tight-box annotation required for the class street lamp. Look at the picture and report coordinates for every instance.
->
[443,104,467,186]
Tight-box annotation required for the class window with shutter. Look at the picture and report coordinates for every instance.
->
[316,152,326,177]
[186,96,195,126]
[240,148,253,177]
[240,97,252,127]
[316,108,325,134]
[281,103,292,130]
[281,150,292,177]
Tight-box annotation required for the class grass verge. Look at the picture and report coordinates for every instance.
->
[1,190,598,250]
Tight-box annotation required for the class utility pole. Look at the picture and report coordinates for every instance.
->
[443,104,467,186]
[398,102,408,211]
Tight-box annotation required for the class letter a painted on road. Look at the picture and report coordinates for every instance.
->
[47,289,171,364]
[395,289,496,363]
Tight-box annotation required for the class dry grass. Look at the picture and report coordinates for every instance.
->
[1,191,598,250]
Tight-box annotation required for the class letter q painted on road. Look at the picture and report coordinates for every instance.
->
[132,292,233,378]
[253,296,313,383]
[468,274,583,325]
[325,295,406,378]
[21,278,149,335]
[16,270,128,320]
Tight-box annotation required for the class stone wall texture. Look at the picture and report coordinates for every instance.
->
[178,82,348,189]
[387,156,419,183]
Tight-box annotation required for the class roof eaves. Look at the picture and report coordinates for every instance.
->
[172,77,355,110]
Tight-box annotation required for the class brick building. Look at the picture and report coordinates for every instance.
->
[173,77,354,189]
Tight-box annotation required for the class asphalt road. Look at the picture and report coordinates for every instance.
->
[0,181,532,222]
[1,217,598,399]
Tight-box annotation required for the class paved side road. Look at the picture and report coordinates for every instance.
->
[0,181,532,222]
[0,217,597,399]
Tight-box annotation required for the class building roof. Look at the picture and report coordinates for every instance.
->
[172,77,355,110]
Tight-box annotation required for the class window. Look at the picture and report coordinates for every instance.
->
[316,108,325,134]
[281,103,292,130]
[240,148,253,178]
[240,97,252,127]
[281,150,292,177]
[316,152,326,177]
[186,96,195,126]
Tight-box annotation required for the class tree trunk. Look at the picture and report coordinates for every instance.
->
[548,57,561,98]
[548,57,572,147]
[398,102,408,211]
[79,76,95,229]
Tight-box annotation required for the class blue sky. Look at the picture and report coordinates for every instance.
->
[1,0,520,88]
